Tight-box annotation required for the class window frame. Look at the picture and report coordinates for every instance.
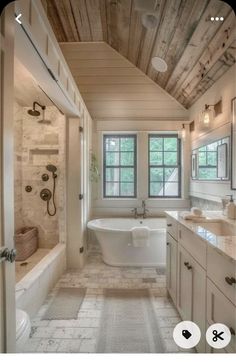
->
[103,134,137,198]
[148,134,181,198]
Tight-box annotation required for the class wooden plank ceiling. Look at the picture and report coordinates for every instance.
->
[42,0,236,109]
[60,41,189,120]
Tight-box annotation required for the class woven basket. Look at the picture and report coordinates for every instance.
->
[14,227,38,261]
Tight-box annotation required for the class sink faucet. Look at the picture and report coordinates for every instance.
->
[131,207,138,219]
[131,200,149,219]
[142,200,149,219]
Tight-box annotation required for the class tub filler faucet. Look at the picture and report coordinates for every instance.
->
[131,200,149,219]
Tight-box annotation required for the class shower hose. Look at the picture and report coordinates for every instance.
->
[47,175,57,216]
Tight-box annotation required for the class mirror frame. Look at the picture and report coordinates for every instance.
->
[231,97,236,189]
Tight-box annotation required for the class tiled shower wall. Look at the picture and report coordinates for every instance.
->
[14,102,66,248]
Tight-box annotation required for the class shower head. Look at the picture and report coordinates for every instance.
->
[46,164,57,174]
[27,101,45,118]
[28,109,41,117]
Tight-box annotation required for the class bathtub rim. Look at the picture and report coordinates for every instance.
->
[87,217,166,233]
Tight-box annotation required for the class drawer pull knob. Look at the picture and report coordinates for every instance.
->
[225,276,236,285]
[167,242,170,246]
[167,224,172,227]
[230,327,235,336]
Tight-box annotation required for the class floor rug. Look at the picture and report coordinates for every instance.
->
[42,287,86,320]
[97,288,164,353]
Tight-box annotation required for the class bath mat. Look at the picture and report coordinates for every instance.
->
[97,289,164,353]
[42,287,86,320]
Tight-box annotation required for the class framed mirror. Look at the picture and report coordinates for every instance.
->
[231,97,236,189]
[191,154,197,179]
[217,143,227,178]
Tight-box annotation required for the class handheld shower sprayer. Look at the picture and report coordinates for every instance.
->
[40,164,57,216]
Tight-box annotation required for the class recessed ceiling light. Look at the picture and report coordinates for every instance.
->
[151,57,168,72]
[141,13,159,29]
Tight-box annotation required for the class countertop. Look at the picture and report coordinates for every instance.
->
[165,210,236,263]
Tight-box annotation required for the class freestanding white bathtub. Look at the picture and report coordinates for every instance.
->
[87,218,166,267]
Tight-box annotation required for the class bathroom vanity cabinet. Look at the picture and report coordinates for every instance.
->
[166,212,236,354]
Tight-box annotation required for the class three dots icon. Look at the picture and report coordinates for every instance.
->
[210,16,224,21]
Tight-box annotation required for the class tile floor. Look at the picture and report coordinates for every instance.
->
[22,242,189,353]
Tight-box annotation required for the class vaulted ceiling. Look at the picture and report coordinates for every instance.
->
[42,0,236,109]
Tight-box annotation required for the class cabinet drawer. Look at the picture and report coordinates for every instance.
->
[207,246,236,304]
[166,216,178,241]
[179,224,207,268]
[207,278,236,352]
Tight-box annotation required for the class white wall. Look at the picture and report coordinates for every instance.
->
[91,120,191,217]
[189,64,236,202]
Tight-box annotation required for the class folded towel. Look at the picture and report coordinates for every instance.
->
[180,211,206,221]
[131,227,150,247]
[191,207,203,216]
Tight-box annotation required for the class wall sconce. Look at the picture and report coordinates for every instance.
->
[201,104,215,127]
[178,124,186,140]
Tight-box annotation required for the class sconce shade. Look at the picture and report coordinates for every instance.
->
[201,104,214,127]
[178,124,186,139]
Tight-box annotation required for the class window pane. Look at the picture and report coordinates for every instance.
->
[106,152,119,166]
[164,138,177,151]
[120,152,134,166]
[120,138,134,151]
[207,142,217,151]
[106,182,119,196]
[198,152,206,166]
[164,152,177,165]
[120,168,134,182]
[164,168,178,182]
[150,138,162,151]
[106,168,119,182]
[150,152,162,165]
[105,138,119,151]
[150,182,163,196]
[164,182,179,196]
[150,168,163,182]
[120,183,134,196]
[199,146,206,152]
[198,168,217,179]
[207,152,217,166]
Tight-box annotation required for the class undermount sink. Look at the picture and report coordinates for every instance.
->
[197,220,236,236]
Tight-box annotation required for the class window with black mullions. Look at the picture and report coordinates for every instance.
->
[149,135,181,197]
[103,135,137,198]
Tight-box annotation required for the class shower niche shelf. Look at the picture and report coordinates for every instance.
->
[29,148,59,166]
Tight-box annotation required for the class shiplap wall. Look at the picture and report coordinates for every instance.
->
[189,64,236,202]
[60,41,190,121]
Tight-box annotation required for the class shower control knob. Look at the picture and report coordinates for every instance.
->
[40,188,52,201]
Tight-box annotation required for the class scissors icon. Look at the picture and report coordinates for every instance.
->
[212,330,224,342]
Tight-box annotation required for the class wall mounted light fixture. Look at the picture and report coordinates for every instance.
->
[178,124,186,140]
[201,104,215,127]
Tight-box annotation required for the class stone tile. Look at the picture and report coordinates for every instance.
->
[142,278,157,283]
[52,328,75,339]
[57,339,82,353]
[21,338,41,353]
[79,339,97,353]
[36,339,61,352]
[30,327,55,339]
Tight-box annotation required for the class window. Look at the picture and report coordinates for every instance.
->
[148,135,181,197]
[194,137,229,180]
[103,135,137,198]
